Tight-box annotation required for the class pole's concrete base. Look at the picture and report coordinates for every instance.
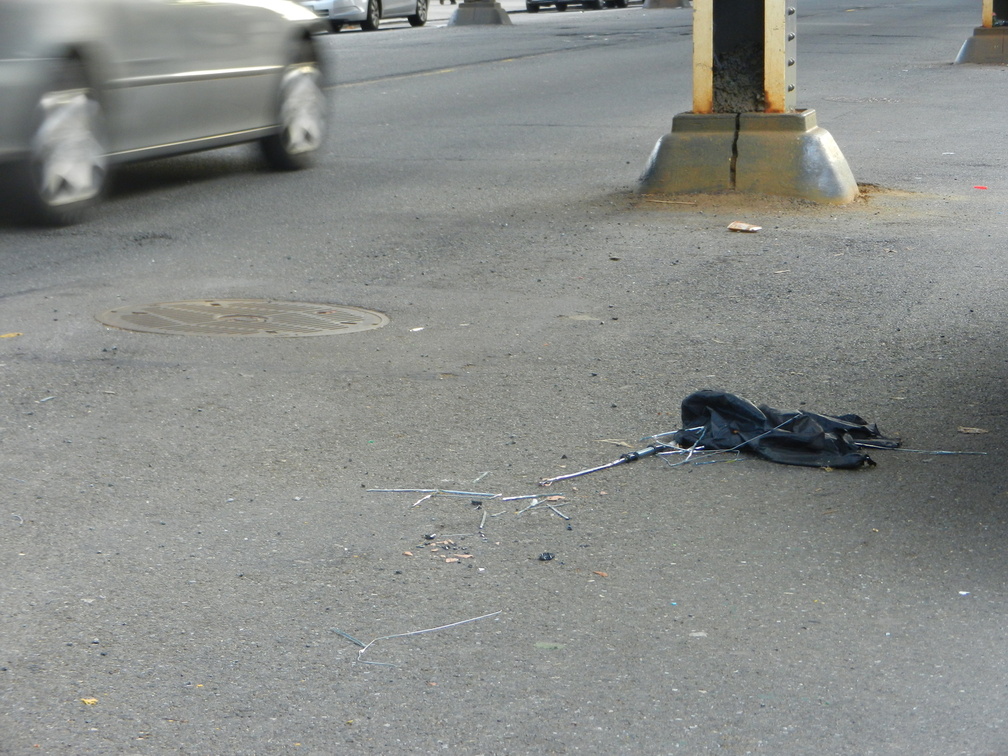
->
[639,109,858,205]
[735,111,858,203]
[955,26,1008,64]
[642,0,691,8]
[639,113,736,193]
[450,0,512,25]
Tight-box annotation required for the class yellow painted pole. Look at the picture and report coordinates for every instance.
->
[692,0,713,114]
[982,0,994,27]
[764,0,787,112]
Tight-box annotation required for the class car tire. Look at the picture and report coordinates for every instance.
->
[555,2,567,9]
[329,20,344,32]
[8,58,108,226]
[360,0,380,31]
[407,0,427,26]
[526,1,539,9]
[260,43,327,171]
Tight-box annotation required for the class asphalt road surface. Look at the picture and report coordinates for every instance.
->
[2,1,1006,753]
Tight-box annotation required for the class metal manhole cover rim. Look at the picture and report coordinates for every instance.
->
[97,298,390,337]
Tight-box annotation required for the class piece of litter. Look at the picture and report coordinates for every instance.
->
[593,571,608,578]
[974,186,988,190]
[0,332,23,338]
[689,631,707,638]
[538,552,555,562]
[957,426,988,434]
[402,551,414,557]
[959,591,970,596]
[727,221,761,232]
[410,327,424,332]
[80,698,98,705]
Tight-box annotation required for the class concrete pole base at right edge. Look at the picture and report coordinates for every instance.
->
[956,26,1008,63]
[639,109,859,205]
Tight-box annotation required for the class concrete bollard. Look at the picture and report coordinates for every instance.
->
[640,0,857,204]
[956,0,1008,64]
[450,0,512,25]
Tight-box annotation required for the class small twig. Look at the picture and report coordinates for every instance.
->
[472,471,490,484]
[642,197,698,205]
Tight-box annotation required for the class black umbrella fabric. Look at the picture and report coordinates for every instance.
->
[671,390,900,469]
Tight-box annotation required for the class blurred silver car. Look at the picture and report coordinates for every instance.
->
[0,0,329,225]
[302,0,427,32]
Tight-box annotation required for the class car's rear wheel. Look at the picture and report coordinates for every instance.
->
[407,0,427,26]
[526,1,539,9]
[9,58,107,226]
[555,2,567,9]
[260,45,327,171]
[329,20,344,32]
[360,0,380,30]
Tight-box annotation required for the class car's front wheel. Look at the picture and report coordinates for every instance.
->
[260,50,327,171]
[9,58,108,226]
[555,2,567,9]
[407,0,427,26]
[526,1,540,9]
[329,20,344,32]
[360,0,381,30]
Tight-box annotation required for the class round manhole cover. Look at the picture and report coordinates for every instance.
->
[97,299,389,337]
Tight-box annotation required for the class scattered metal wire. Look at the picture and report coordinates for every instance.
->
[332,610,502,666]
[855,443,987,456]
[368,488,502,507]
[656,426,707,468]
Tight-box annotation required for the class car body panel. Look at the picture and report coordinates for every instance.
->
[302,0,417,25]
[0,0,324,164]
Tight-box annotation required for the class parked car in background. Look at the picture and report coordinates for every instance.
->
[0,0,329,226]
[301,0,428,32]
[526,0,627,11]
